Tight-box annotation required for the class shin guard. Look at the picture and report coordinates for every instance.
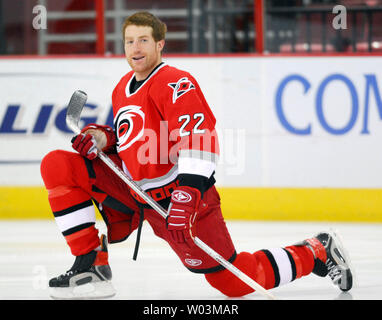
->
[41,150,100,255]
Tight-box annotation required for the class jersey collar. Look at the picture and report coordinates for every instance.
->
[125,62,167,98]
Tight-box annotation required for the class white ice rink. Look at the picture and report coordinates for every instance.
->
[1,219,382,300]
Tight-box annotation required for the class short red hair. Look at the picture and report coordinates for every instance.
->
[122,11,167,42]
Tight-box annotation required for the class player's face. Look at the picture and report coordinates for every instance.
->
[124,25,164,81]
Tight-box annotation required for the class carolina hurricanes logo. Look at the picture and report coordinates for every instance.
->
[171,190,192,203]
[185,258,202,267]
[168,77,195,103]
[114,105,145,151]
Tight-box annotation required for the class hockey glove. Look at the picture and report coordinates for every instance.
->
[71,124,116,160]
[71,133,98,160]
[166,186,201,243]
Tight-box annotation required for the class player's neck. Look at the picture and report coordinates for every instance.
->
[135,59,163,81]
[135,61,163,81]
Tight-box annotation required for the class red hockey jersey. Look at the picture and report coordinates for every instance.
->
[111,63,219,192]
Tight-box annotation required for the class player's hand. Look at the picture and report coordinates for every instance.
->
[71,124,116,159]
[71,133,98,160]
[166,186,201,243]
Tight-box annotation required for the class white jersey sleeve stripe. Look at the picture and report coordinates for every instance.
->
[178,155,216,178]
[179,149,219,164]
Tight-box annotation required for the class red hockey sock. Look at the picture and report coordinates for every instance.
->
[41,150,101,256]
[205,244,317,297]
[64,225,100,256]
[50,193,100,255]
[205,252,259,297]
[285,245,316,278]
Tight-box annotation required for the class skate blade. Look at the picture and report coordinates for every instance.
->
[328,228,356,291]
[49,281,116,300]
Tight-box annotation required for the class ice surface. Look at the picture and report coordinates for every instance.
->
[0,220,381,300]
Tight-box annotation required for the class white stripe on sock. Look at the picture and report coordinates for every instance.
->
[268,248,293,286]
[55,205,96,233]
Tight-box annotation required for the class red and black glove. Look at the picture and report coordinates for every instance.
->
[166,186,202,243]
[71,124,116,160]
[71,133,98,160]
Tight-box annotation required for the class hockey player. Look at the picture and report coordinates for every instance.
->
[40,11,353,299]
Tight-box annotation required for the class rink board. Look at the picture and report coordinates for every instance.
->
[1,186,382,222]
[1,55,382,221]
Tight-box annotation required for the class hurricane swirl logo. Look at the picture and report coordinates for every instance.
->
[114,105,145,151]
[168,77,195,103]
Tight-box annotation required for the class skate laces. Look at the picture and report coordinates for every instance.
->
[327,244,347,282]
[326,259,342,282]
[56,250,98,281]
[56,269,75,281]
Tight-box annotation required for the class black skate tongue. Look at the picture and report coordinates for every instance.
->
[70,251,98,272]
[312,259,329,277]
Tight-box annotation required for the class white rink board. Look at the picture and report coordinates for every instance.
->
[1,56,382,188]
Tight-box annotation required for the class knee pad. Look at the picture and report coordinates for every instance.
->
[40,150,83,189]
[41,150,91,210]
[205,252,258,297]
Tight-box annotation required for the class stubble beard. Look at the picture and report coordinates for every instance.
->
[128,52,161,79]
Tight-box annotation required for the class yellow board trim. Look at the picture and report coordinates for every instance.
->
[218,187,382,222]
[0,187,51,219]
[1,186,382,222]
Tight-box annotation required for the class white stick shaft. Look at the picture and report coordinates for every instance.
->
[98,152,168,219]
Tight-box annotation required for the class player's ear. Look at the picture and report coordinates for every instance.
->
[157,39,165,52]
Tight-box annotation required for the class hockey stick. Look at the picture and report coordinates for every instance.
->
[66,90,276,300]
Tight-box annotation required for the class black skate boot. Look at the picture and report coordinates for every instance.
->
[305,230,353,292]
[49,234,116,299]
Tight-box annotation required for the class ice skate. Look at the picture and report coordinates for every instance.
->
[307,230,353,292]
[49,234,116,299]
